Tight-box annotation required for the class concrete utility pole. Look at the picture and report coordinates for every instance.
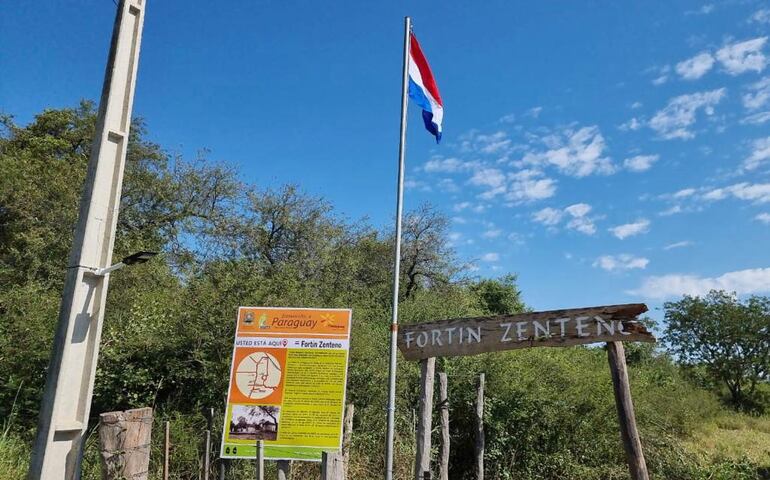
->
[28,1,147,478]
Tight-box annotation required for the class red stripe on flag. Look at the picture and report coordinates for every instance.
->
[410,33,443,107]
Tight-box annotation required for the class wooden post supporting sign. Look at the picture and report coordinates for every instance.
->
[414,357,436,480]
[475,374,485,480]
[607,342,649,480]
[438,373,449,480]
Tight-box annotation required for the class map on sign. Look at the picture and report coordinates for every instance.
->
[221,307,352,461]
[235,352,282,400]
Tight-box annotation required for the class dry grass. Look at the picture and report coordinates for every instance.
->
[685,413,770,467]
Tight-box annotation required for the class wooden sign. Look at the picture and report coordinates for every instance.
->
[397,304,654,361]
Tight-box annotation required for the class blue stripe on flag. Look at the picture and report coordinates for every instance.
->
[422,110,441,143]
[408,78,433,113]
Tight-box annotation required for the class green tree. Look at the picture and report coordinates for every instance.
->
[470,274,526,315]
[664,290,770,410]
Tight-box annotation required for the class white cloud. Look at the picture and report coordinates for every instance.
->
[565,203,596,235]
[404,179,431,191]
[460,131,512,155]
[593,254,649,272]
[629,267,770,299]
[703,182,770,203]
[660,205,684,216]
[676,52,715,80]
[624,154,659,172]
[755,213,770,224]
[750,9,770,25]
[649,65,671,86]
[743,137,770,170]
[507,232,525,245]
[716,37,767,75]
[673,188,696,198]
[526,106,543,118]
[609,219,651,239]
[470,168,507,199]
[686,4,714,15]
[424,157,479,173]
[742,111,770,125]
[649,88,726,140]
[482,228,502,239]
[480,252,500,262]
[522,126,614,177]
[630,101,643,109]
[504,171,557,203]
[565,203,591,217]
[619,117,643,131]
[477,131,511,154]
[533,203,597,234]
[453,202,472,212]
[743,76,770,110]
[437,178,459,192]
[532,207,564,226]
[664,240,693,250]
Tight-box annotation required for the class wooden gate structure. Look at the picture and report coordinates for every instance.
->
[397,303,655,480]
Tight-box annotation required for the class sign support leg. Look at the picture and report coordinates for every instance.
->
[607,342,649,480]
[438,372,449,480]
[414,357,435,480]
[255,439,264,480]
[475,373,485,480]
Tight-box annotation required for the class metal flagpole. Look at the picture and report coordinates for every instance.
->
[385,15,411,480]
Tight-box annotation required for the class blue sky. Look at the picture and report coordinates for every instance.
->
[3,1,770,321]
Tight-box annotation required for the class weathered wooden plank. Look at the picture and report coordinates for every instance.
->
[398,304,652,360]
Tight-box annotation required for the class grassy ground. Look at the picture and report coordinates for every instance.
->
[685,414,770,472]
[0,430,28,480]
[2,414,769,479]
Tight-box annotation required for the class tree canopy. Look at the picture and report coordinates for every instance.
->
[664,290,770,411]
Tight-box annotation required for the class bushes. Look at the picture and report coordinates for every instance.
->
[2,105,769,479]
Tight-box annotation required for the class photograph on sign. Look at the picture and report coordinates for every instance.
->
[220,307,352,461]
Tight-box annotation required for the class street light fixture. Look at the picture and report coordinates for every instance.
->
[93,250,158,276]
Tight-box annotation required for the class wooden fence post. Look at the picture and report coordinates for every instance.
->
[163,421,170,480]
[277,460,291,480]
[438,372,449,480]
[321,451,344,480]
[343,403,354,479]
[414,357,436,480]
[98,407,153,480]
[607,342,649,480]
[476,373,485,480]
